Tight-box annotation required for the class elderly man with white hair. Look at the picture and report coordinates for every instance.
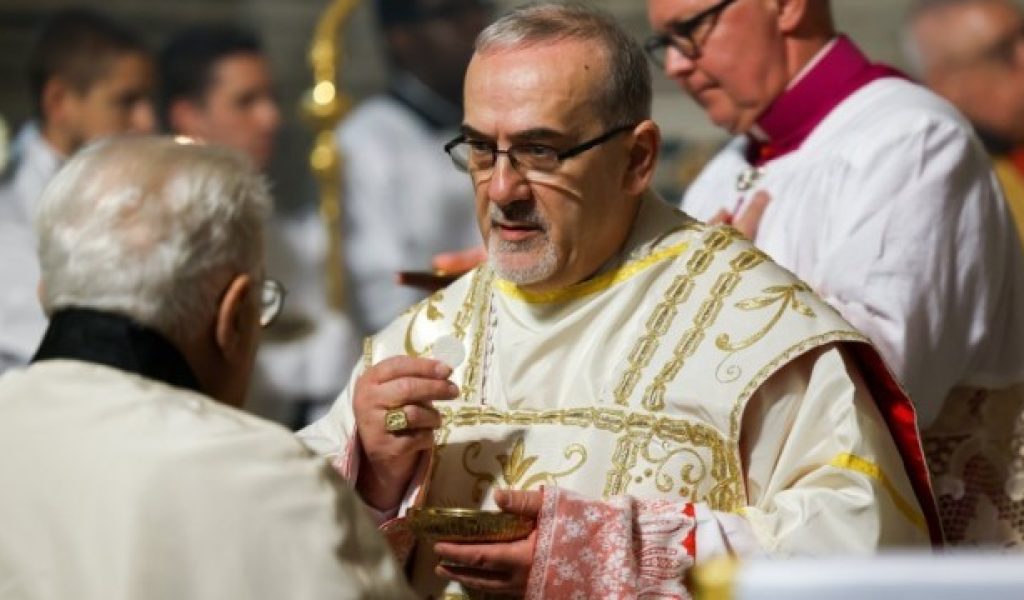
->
[0,137,411,599]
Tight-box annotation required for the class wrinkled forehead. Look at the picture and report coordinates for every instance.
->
[463,39,608,135]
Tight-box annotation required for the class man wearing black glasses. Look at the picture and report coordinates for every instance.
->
[303,4,938,597]
[649,0,1024,547]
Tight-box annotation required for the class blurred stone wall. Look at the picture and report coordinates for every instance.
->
[0,0,1017,201]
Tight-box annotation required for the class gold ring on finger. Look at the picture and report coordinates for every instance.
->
[384,407,410,433]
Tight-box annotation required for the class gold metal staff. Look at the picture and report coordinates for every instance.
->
[301,0,360,311]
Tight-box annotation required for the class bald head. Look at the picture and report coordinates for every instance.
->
[907,0,1023,75]
[905,0,1024,143]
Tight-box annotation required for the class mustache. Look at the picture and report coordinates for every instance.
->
[489,201,546,229]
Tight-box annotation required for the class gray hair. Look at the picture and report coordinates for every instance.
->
[475,2,651,127]
[35,136,270,345]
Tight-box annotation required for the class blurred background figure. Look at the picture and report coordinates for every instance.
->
[339,0,491,337]
[0,136,410,599]
[904,0,1024,245]
[159,26,280,170]
[159,25,360,429]
[0,8,155,375]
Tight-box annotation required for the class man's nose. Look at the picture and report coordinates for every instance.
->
[664,45,696,77]
[486,154,529,206]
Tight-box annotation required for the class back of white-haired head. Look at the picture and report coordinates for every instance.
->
[475,2,652,128]
[36,136,270,346]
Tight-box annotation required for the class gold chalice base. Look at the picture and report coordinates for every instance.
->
[407,507,534,543]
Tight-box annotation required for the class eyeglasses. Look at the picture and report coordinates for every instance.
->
[260,279,286,328]
[443,124,636,175]
[644,0,739,66]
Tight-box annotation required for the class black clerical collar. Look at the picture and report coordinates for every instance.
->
[388,72,463,131]
[32,307,202,394]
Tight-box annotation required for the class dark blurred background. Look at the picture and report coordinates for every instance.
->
[0,0,964,204]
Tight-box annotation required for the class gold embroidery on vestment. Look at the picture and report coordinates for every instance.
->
[715,283,817,383]
[433,406,737,510]
[402,291,447,358]
[460,269,494,402]
[452,269,484,341]
[460,437,588,503]
[362,336,373,371]
[639,243,762,412]
[613,232,725,408]
[402,270,485,358]
[725,330,869,504]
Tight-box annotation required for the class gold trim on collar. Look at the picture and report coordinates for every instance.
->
[493,241,690,304]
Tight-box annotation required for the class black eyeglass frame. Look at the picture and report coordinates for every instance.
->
[644,0,739,65]
[443,123,638,174]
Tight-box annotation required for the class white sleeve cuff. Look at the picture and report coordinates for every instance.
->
[694,503,764,562]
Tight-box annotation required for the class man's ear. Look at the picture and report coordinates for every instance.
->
[214,274,255,363]
[168,99,207,140]
[622,120,661,197]
[41,77,74,129]
[776,0,812,34]
[36,281,49,316]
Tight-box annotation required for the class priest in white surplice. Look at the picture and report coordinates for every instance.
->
[301,5,940,598]
[0,138,411,599]
[647,0,1024,546]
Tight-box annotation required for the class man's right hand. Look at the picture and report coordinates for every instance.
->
[353,356,459,511]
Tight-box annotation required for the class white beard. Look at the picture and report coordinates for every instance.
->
[487,231,559,286]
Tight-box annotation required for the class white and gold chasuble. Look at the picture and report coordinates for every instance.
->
[302,195,937,598]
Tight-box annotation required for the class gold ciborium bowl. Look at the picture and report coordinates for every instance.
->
[407,507,534,543]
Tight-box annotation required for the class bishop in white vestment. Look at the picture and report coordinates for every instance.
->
[303,195,940,598]
[303,5,940,597]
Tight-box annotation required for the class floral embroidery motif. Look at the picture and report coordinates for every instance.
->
[528,488,695,599]
[402,268,484,358]
[402,290,447,358]
[434,406,740,510]
[924,387,1024,547]
[461,437,587,503]
[715,283,817,383]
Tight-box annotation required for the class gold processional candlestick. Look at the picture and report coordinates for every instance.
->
[301,0,360,312]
